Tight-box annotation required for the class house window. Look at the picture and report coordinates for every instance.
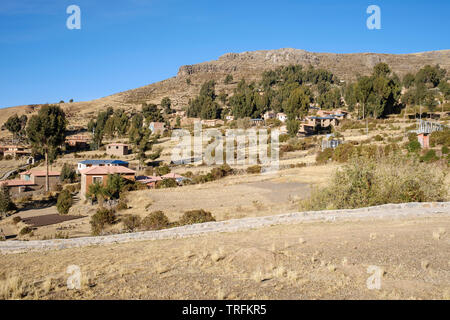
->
[93,176,103,184]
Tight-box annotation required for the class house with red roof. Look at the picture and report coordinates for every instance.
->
[79,165,136,199]
[19,170,61,191]
[0,179,36,196]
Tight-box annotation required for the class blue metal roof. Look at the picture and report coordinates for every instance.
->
[79,160,128,165]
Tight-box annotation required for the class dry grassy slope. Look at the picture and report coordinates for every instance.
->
[2,48,450,130]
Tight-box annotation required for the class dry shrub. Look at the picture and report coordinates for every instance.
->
[90,208,116,235]
[302,153,448,211]
[179,209,216,225]
[121,214,141,232]
[142,211,170,230]
[246,165,261,174]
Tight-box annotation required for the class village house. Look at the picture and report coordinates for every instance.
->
[79,166,136,199]
[201,119,224,127]
[161,172,187,184]
[65,135,91,149]
[277,113,288,123]
[149,122,167,135]
[106,143,130,156]
[250,118,264,126]
[136,175,163,189]
[77,159,129,173]
[0,179,36,196]
[19,170,61,191]
[0,145,32,158]
[263,111,276,120]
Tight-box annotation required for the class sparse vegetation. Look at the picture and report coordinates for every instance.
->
[142,211,170,230]
[179,209,216,225]
[303,154,447,211]
[90,208,116,235]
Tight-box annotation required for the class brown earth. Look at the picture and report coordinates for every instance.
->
[0,213,448,299]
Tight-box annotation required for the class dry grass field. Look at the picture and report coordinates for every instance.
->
[1,213,449,300]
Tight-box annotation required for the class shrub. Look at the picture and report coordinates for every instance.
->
[122,214,141,232]
[12,216,22,224]
[406,140,421,153]
[116,199,128,211]
[156,178,177,189]
[301,154,447,211]
[179,209,215,225]
[155,165,171,176]
[420,149,439,163]
[246,165,261,174]
[20,226,32,235]
[142,211,170,230]
[316,148,333,164]
[442,146,449,155]
[374,134,383,142]
[56,189,72,215]
[332,143,355,163]
[430,129,450,147]
[90,208,116,235]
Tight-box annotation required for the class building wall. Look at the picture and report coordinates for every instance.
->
[106,145,128,156]
[33,176,60,191]
[81,173,135,199]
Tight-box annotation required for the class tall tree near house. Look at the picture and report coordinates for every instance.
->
[161,97,173,114]
[26,105,67,192]
[5,114,27,142]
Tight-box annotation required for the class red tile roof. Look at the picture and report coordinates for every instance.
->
[162,173,185,179]
[0,180,35,187]
[20,170,60,177]
[79,165,135,175]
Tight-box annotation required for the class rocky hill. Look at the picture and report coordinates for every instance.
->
[2,48,450,130]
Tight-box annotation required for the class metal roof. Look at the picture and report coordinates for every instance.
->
[79,160,129,165]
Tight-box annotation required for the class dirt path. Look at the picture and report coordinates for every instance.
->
[1,202,448,254]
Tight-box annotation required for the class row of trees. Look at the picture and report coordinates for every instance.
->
[185,62,449,124]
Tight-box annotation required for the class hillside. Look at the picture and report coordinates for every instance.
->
[2,48,450,130]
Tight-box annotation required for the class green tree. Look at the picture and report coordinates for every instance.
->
[60,163,76,183]
[0,184,16,216]
[26,105,67,191]
[286,119,300,137]
[224,74,233,84]
[161,97,172,114]
[285,86,311,121]
[4,114,22,141]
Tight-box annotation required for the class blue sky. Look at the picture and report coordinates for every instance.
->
[0,0,449,108]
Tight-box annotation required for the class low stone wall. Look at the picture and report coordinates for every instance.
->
[1,202,449,254]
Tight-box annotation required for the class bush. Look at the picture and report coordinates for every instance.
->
[442,146,449,155]
[90,208,116,235]
[406,140,421,153]
[156,178,178,189]
[142,211,170,230]
[56,189,72,215]
[374,134,383,142]
[332,143,355,163]
[420,150,439,163]
[179,209,215,225]
[20,226,32,235]
[122,214,141,232]
[246,165,261,174]
[430,129,450,147]
[316,148,333,164]
[155,165,171,176]
[12,216,22,224]
[302,154,447,211]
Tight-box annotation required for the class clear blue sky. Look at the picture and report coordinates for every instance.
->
[0,0,449,108]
